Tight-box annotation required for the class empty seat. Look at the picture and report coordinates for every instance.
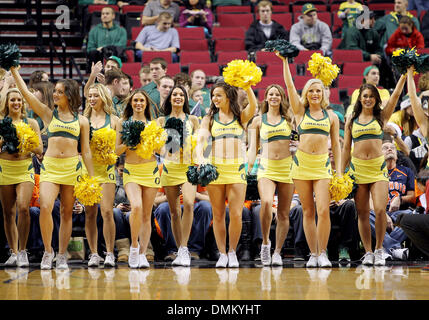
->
[293,76,312,89]
[188,63,220,76]
[368,3,395,11]
[317,12,332,25]
[122,5,145,14]
[255,12,292,29]
[337,75,363,89]
[217,13,254,28]
[265,64,297,76]
[87,4,119,13]
[216,6,251,13]
[342,62,372,75]
[328,87,341,104]
[272,5,289,12]
[176,27,205,39]
[332,49,363,63]
[180,39,209,51]
[131,26,144,40]
[212,27,245,39]
[254,76,284,89]
[180,51,211,65]
[217,51,248,64]
[122,62,142,76]
[293,50,323,64]
[131,75,141,89]
[256,51,283,65]
[214,39,245,52]
[332,38,342,50]
[141,51,172,64]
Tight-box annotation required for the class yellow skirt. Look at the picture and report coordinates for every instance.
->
[160,159,189,187]
[0,158,34,185]
[350,155,389,184]
[82,162,116,184]
[40,156,82,186]
[209,157,246,185]
[257,156,293,184]
[124,161,160,188]
[291,149,331,180]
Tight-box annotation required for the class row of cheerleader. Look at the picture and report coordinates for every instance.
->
[0,41,427,270]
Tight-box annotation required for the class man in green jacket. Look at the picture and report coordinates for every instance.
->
[86,7,127,72]
[374,0,420,48]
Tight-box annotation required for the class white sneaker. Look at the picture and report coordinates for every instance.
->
[4,251,17,267]
[88,253,103,267]
[180,247,191,267]
[374,249,386,266]
[390,248,409,261]
[104,252,115,267]
[40,251,55,270]
[271,252,283,267]
[129,245,140,269]
[318,251,332,268]
[172,247,183,266]
[56,253,68,270]
[17,250,29,267]
[260,241,271,266]
[361,252,374,266]
[138,253,149,268]
[228,250,239,268]
[216,253,228,268]
[306,253,318,268]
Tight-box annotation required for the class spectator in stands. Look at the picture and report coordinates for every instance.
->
[289,3,332,56]
[190,69,211,113]
[142,0,181,26]
[79,0,117,5]
[135,12,180,63]
[158,75,175,109]
[105,56,123,71]
[86,7,127,73]
[385,16,425,56]
[29,70,49,88]
[173,72,192,94]
[407,0,429,17]
[179,0,214,36]
[388,96,418,141]
[139,65,152,88]
[345,66,391,117]
[244,0,289,55]
[369,139,415,261]
[28,81,55,133]
[104,68,129,116]
[337,0,363,38]
[142,57,169,118]
[421,10,429,47]
[374,0,420,48]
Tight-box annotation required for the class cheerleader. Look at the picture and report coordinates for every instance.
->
[157,85,199,267]
[83,83,120,267]
[0,88,42,267]
[342,75,406,266]
[196,81,257,268]
[116,89,160,268]
[247,84,295,266]
[279,53,342,268]
[11,66,95,270]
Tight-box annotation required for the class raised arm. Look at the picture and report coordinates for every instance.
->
[247,116,261,174]
[10,66,53,125]
[79,115,94,177]
[241,87,257,125]
[277,52,303,117]
[381,74,406,122]
[84,61,103,98]
[407,67,427,133]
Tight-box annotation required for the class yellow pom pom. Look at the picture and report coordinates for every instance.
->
[90,127,118,165]
[74,174,103,206]
[135,121,167,159]
[307,53,340,87]
[183,133,198,163]
[15,121,39,155]
[222,59,262,90]
[329,171,354,202]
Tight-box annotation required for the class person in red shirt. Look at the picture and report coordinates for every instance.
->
[385,16,425,56]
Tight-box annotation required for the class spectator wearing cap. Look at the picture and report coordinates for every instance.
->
[105,56,123,71]
[244,0,289,55]
[385,16,425,56]
[142,0,181,26]
[337,0,364,38]
[374,0,420,49]
[86,6,127,73]
[289,3,332,56]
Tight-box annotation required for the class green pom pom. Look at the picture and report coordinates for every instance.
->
[120,120,145,149]
[392,48,420,75]
[186,165,200,185]
[198,164,219,187]
[245,174,259,200]
[264,39,299,59]
[0,43,21,71]
[0,117,19,154]
[415,54,429,74]
[165,117,187,154]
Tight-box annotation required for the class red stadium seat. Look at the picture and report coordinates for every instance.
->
[217,13,254,28]
[293,76,312,89]
[256,51,283,65]
[188,63,220,76]
[417,48,429,55]
[122,5,145,14]
[131,26,143,40]
[125,49,135,63]
[332,38,342,49]
[131,75,141,89]
[211,27,245,39]
[141,51,172,64]
[368,3,394,11]
[342,62,373,75]
[180,39,209,51]
[176,27,205,39]
[337,75,363,89]
[255,13,292,29]
[122,62,142,76]
[217,51,248,64]
[332,49,363,62]
[328,88,341,104]
[272,5,289,12]
[293,50,323,64]
[216,6,251,13]
[214,39,245,52]
[166,63,181,76]
[87,4,119,13]
[316,12,332,25]
[254,76,284,89]
[180,51,211,65]
[265,64,296,76]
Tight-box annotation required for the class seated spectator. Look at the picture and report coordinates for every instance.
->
[289,3,332,56]
[179,0,214,36]
[135,12,180,63]
[245,0,289,55]
[104,68,131,116]
[190,69,210,113]
[374,0,420,48]
[28,70,49,88]
[369,140,416,261]
[105,55,123,71]
[158,75,175,110]
[421,10,429,47]
[385,16,425,56]
[142,0,181,26]
[142,57,169,118]
[139,65,152,88]
[345,66,391,117]
[404,125,428,171]
[408,0,429,16]
[337,0,363,38]
[86,6,127,72]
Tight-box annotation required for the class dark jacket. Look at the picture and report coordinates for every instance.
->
[245,20,289,53]
[338,26,383,61]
